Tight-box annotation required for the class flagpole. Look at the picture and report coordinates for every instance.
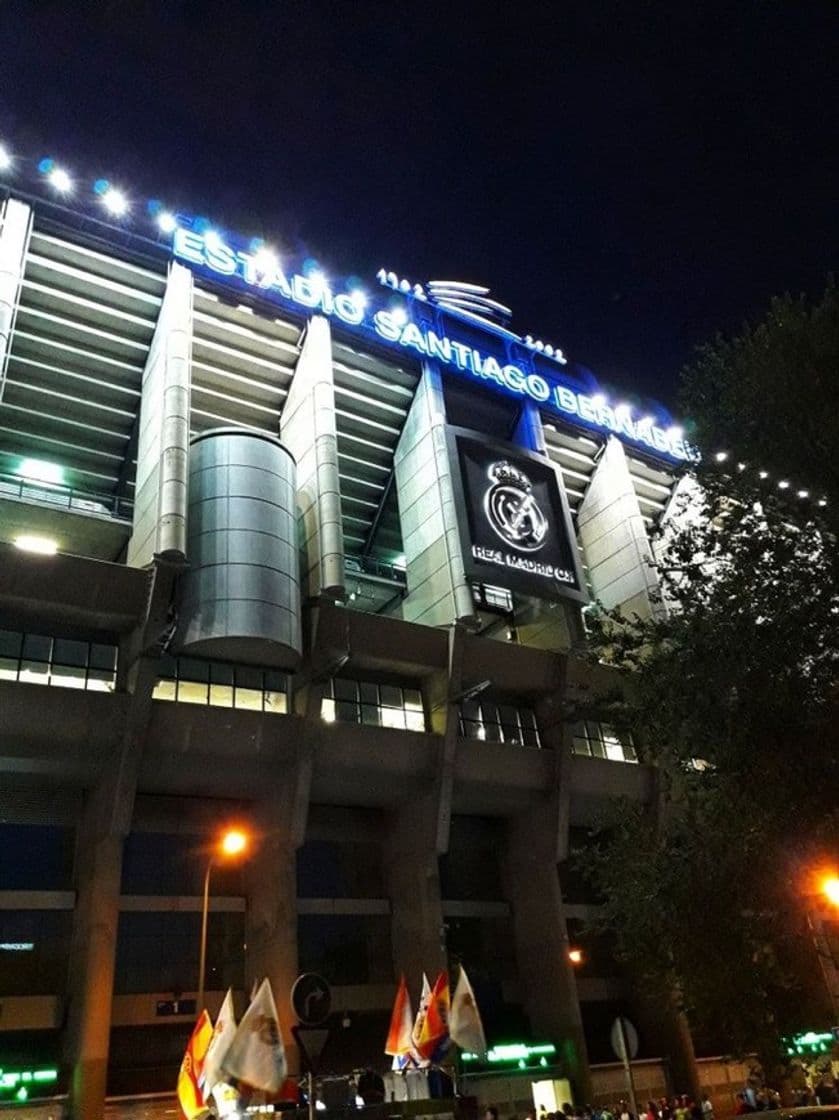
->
[198,858,213,1011]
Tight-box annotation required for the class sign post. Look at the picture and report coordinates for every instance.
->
[291,973,332,1120]
[610,1016,640,1120]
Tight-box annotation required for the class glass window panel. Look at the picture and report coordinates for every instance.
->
[381,707,405,730]
[156,653,177,680]
[22,634,51,662]
[361,704,381,727]
[359,682,378,705]
[234,687,262,711]
[178,680,209,704]
[153,680,176,701]
[404,689,423,711]
[87,669,114,692]
[480,701,500,726]
[604,739,625,762]
[333,678,358,702]
[210,663,234,685]
[405,710,425,732]
[90,643,117,671]
[323,678,336,700]
[461,699,480,722]
[264,670,284,693]
[179,658,210,682]
[483,720,502,742]
[380,684,402,709]
[572,736,590,756]
[209,684,234,707]
[19,660,50,684]
[52,638,88,668]
[501,721,522,745]
[49,665,87,689]
[0,658,19,680]
[335,700,358,723]
[235,667,262,691]
[264,690,287,714]
[0,630,22,658]
[321,697,336,723]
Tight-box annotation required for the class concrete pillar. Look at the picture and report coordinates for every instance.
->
[0,197,32,397]
[245,807,300,1075]
[502,802,593,1104]
[280,315,344,601]
[394,363,475,627]
[577,436,662,619]
[127,260,193,565]
[384,795,447,984]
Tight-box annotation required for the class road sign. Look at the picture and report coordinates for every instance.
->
[292,1025,331,1075]
[291,972,332,1026]
[610,1016,639,1061]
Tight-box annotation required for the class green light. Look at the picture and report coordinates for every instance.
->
[15,458,65,486]
[0,1067,58,1098]
[540,1057,548,1067]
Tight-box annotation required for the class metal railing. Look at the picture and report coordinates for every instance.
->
[0,473,133,522]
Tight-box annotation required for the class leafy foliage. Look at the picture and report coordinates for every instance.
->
[575,284,839,1067]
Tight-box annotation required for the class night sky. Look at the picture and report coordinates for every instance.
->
[1,0,836,411]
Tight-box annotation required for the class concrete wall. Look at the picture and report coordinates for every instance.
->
[394,364,475,627]
[577,437,661,619]
[280,315,345,600]
[127,262,192,566]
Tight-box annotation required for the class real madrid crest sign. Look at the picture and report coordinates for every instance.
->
[449,428,586,602]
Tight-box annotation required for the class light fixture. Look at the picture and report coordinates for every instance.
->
[0,144,12,172]
[253,247,279,279]
[391,306,408,327]
[15,458,64,486]
[759,470,769,480]
[714,451,728,462]
[47,166,73,194]
[737,462,746,471]
[349,288,367,310]
[797,490,809,499]
[568,948,583,965]
[778,480,790,490]
[13,534,58,555]
[220,829,248,857]
[818,498,827,507]
[158,211,178,234]
[101,186,128,216]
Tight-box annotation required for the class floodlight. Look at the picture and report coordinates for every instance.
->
[157,211,177,234]
[0,144,12,172]
[714,451,728,462]
[47,166,73,194]
[101,187,128,216]
[14,535,58,555]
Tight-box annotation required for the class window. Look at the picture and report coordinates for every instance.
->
[571,721,637,763]
[472,583,514,612]
[458,700,541,747]
[320,678,425,731]
[153,656,288,713]
[0,629,116,691]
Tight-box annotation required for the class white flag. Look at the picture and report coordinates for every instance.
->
[201,989,237,1100]
[410,973,432,1068]
[221,978,287,1092]
[449,966,487,1057]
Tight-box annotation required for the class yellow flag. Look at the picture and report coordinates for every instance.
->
[177,1010,213,1120]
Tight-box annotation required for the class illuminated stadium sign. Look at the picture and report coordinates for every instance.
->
[172,228,689,463]
[448,429,586,602]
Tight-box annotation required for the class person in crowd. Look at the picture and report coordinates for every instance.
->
[484,1107,499,1120]
[700,1094,714,1120]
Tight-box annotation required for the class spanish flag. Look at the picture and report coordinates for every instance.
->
[177,1010,213,1120]
[416,971,450,1062]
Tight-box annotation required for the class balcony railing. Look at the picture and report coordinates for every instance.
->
[0,473,133,522]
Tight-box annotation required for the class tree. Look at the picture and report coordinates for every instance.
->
[575,282,839,1070]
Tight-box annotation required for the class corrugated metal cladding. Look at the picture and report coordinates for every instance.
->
[175,428,302,670]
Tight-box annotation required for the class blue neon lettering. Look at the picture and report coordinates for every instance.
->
[205,241,237,276]
[373,309,401,342]
[526,374,550,402]
[333,293,365,326]
[554,386,579,415]
[481,356,505,386]
[399,322,428,354]
[503,365,526,393]
[173,228,206,266]
[450,341,471,369]
[427,331,452,363]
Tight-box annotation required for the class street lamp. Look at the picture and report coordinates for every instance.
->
[820,876,839,909]
[198,828,249,1010]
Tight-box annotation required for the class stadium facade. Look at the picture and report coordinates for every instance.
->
[0,170,701,1117]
